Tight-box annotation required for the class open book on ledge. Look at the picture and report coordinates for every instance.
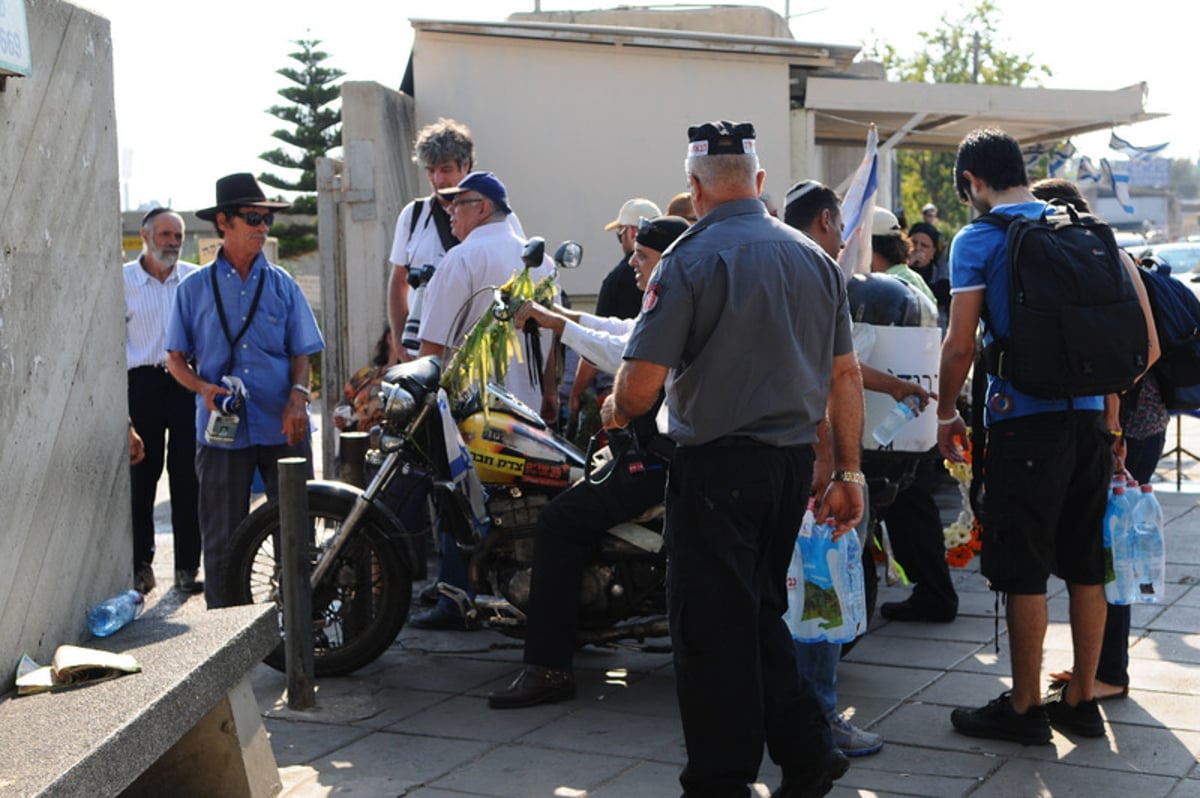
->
[14,645,142,695]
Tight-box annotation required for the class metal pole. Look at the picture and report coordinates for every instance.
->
[279,456,316,709]
[338,431,370,487]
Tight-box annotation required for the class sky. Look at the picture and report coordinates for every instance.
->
[74,0,1194,212]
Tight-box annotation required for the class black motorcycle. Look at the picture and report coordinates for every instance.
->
[222,241,671,676]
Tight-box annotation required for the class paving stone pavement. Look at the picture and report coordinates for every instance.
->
[144,411,1200,797]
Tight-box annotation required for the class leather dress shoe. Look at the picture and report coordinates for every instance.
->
[771,747,850,798]
[880,597,956,623]
[409,602,470,631]
[175,569,204,595]
[488,666,577,709]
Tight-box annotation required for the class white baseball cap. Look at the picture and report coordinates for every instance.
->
[604,198,662,231]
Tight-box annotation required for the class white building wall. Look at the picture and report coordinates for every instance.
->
[413,30,792,299]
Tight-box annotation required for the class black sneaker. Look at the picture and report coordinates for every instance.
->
[1044,694,1106,738]
[950,691,1051,745]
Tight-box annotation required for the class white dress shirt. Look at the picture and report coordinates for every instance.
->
[124,257,198,368]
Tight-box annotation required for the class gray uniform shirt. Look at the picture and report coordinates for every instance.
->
[624,197,853,447]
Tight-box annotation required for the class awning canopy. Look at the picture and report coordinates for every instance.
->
[802,75,1164,152]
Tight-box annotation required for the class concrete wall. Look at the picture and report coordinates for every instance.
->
[412,29,792,299]
[0,0,127,689]
[316,81,418,474]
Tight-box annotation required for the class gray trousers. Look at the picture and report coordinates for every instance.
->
[195,439,312,608]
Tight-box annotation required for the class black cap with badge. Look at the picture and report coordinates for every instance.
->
[686,120,757,157]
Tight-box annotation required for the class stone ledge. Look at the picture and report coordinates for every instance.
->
[0,596,278,797]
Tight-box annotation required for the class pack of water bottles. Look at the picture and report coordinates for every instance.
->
[784,500,867,643]
[1103,475,1166,605]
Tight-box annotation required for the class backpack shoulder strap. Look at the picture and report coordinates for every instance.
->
[409,198,425,239]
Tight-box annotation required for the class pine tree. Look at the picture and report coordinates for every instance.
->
[259,39,344,224]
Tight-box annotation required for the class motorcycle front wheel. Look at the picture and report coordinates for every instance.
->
[224,491,412,676]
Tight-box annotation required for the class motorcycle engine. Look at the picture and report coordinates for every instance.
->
[483,488,618,614]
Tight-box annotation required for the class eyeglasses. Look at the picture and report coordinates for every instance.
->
[450,197,484,207]
[230,210,275,227]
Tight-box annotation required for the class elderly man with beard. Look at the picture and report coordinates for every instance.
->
[124,207,202,595]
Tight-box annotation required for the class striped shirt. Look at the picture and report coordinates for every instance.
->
[124,257,199,368]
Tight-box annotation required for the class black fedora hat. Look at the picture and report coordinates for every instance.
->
[195,172,290,221]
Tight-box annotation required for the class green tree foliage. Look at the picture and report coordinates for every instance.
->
[864,1,1051,231]
[259,39,343,229]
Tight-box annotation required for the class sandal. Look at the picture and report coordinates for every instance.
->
[1046,669,1129,700]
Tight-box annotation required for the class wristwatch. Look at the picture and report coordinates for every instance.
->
[291,384,311,399]
[832,470,866,485]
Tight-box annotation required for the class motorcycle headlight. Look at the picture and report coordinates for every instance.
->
[380,382,416,429]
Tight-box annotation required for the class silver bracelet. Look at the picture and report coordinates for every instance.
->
[936,412,961,427]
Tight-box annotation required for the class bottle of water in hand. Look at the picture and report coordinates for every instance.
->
[872,395,921,446]
[1129,483,1166,603]
[87,589,146,637]
[1103,483,1136,605]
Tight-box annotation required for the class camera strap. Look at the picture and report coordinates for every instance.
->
[210,260,268,376]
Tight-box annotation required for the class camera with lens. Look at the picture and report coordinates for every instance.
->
[407,263,435,289]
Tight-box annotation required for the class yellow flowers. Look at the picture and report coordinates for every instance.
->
[440,267,558,410]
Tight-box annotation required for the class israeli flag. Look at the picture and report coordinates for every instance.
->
[437,389,490,540]
[1048,142,1077,177]
[1101,158,1136,215]
[1109,132,1169,163]
[1076,156,1102,184]
[1021,142,1051,170]
[837,125,877,278]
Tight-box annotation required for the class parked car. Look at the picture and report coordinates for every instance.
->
[1138,242,1200,278]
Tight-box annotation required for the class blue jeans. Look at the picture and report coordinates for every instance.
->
[794,640,841,719]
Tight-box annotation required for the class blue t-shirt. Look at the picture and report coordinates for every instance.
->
[949,200,1104,425]
[167,250,325,447]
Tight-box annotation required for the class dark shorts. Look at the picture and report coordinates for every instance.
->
[980,411,1110,594]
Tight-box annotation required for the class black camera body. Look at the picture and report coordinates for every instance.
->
[408,263,435,289]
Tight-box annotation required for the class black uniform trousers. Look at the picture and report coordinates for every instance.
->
[882,451,958,616]
[524,449,669,669]
[128,366,201,573]
[667,442,833,798]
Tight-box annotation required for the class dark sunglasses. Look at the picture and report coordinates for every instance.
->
[230,210,275,227]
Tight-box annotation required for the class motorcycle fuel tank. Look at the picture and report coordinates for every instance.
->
[460,411,583,488]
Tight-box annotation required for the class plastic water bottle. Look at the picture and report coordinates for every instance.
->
[872,395,920,446]
[1103,484,1136,605]
[842,527,867,638]
[87,589,146,637]
[1129,483,1166,603]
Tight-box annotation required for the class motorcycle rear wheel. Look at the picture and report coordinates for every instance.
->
[224,491,412,676]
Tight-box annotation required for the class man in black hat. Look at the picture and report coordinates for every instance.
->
[124,207,201,595]
[610,122,863,797]
[166,172,324,608]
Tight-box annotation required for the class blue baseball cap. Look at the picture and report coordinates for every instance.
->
[437,170,512,215]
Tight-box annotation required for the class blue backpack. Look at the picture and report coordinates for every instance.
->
[1136,257,1200,410]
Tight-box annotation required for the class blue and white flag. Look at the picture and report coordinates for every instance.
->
[437,389,490,541]
[837,125,877,278]
[1101,158,1135,214]
[1048,142,1077,177]
[1109,132,1169,163]
[1076,156,1103,183]
[1021,142,1051,171]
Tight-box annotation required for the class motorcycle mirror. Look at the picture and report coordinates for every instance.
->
[554,241,583,270]
[521,237,546,270]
